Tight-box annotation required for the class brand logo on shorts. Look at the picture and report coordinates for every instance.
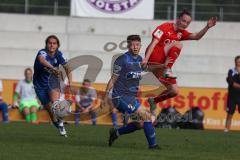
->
[87,0,142,13]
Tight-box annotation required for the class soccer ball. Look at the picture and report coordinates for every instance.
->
[51,99,72,118]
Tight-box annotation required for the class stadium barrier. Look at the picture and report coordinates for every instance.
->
[1,79,240,130]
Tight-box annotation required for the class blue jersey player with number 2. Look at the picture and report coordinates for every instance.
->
[105,35,165,149]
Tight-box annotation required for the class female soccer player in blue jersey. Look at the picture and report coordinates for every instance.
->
[105,35,165,149]
[33,35,71,137]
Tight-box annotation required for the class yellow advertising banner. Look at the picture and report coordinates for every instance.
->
[1,80,240,130]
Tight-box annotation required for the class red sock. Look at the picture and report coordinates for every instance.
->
[153,90,173,103]
[166,46,181,69]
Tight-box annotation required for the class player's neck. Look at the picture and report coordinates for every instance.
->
[173,23,181,32]
[128,51,138,58]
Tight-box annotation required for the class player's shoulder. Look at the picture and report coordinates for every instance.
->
[158,22,173,29]
[114,53,127,63]
[37,49,48,57]
[229,68,237,75]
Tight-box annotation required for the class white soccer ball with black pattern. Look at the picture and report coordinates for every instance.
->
[51,99,72,118]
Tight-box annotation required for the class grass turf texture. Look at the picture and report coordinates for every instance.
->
[0,122,239,160]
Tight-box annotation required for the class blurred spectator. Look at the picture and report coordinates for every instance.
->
[224,56,240,132]
[13,68,40,123]
[75,79,97,125]
[0,80,9,123]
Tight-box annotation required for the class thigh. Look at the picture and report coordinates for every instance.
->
[148,45,166,64]
[227,95,237,115]
[112,96,140,114]
[35,87,50,106]
[152,70,177,85]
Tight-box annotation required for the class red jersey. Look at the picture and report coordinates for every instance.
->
[152,22,192,46]
[149,22,192,64]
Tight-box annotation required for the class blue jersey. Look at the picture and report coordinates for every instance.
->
[33,49,66,89]
[112,52,143,97]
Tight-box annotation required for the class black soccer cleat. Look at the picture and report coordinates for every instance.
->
[149,144,161,150]
[108,128,118,147]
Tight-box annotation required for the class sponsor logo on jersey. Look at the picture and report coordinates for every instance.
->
[87,0,142,13]
[177,32,183,39]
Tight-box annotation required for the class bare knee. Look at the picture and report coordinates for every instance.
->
[23,108,30,115]
[30,106,37,113]
[166,85,179,97]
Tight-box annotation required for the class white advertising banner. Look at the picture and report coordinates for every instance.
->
[71,0,154,19]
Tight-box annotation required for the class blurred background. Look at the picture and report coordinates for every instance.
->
[0,0,239,130]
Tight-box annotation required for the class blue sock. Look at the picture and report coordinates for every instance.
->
[75,110,80,125]
[52,121,59,128]
[91,112,97,125]
[112,113,117,128]
[0,102,8,122]
[123,114,129,127]
[117,122,138,135]
[143,121,157,147]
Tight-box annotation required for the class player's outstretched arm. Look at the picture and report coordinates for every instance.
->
[143,38,159,65]
[63,63,73,86]
[105,74,118,96]
[188,17,217,40]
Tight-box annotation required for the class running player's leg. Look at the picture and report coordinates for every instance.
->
[49,89,67,136]
[163,41,183,78]
[147,69,179,113]
[109,97,159,148]
[224,95,237,132]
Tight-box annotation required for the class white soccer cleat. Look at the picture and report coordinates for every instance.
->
[58,121,67,137]
[163,68,177,79]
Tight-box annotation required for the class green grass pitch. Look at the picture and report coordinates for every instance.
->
[0,122,239,160]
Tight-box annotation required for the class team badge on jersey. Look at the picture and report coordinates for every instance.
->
[113,64,122,75]
[153,29,163,39]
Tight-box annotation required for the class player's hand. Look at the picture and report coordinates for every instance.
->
[13,101,19,108]
[207,17,217,28]
[52,68,62,76]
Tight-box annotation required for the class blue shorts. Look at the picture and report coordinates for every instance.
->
[34,87,51,106]
[34,77,60,106]
[112,95,140,114]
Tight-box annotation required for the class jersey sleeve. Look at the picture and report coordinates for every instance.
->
[89,88,97,100]
[226,69,234,86]
[57,51,67,65]
[15,80,22,94]
[37,49,48,58]
[112,56,124,76]
[152,25,164,40]
[181,30,192,40]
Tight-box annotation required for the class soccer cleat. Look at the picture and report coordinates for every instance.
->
[148,98,157,114]
[109,128,118,146]
[149,144,161,150]
[58,120,67,137]
[163,68,177,79]
[58,126,67,137]
[224,128,229,133]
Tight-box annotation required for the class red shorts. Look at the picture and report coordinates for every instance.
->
[148,45,177,85]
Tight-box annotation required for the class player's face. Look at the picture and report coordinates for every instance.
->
[47,38,59,54]
[83,82,91,88]
[235,58,240,68]
[25,70,32,81]
[176,14,192,30]
[128,40,141,55]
